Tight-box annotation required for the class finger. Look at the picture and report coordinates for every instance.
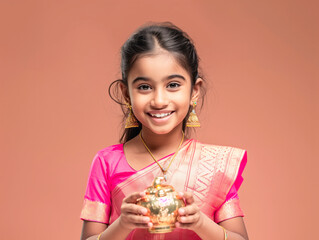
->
[178,204,199,216]
[133,223,152,229]
[124,221,150,229]
[121,203,148,215]
[178,213,200,224]
[123,215,152,229]
[123,192,145,204]
[177,192,184,198]
[124,214,151,224]
[182,192,195,204]
[175,221,193,229]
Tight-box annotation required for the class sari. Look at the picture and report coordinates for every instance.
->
[80,139,247,240]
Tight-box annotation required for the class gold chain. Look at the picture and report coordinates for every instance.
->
[139,131,185,179]
[220,226,228,240]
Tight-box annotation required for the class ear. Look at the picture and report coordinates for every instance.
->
[190,78,203,104]
[120,82,131,104]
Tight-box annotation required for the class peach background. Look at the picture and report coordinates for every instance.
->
[1,1,318,239]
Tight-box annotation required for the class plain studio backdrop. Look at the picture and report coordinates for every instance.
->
[0,1,318,239]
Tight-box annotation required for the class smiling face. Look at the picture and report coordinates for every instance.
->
[123,50,200,135]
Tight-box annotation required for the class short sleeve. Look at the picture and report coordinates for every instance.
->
[214,150,247,223]
[80,153,111,224]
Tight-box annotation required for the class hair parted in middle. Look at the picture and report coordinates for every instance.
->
[109,22,205,143]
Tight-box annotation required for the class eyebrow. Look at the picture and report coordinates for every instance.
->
[132,74,186,84]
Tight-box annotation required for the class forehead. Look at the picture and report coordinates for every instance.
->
[127,52,190,81]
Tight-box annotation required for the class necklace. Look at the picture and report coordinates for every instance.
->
[139,131,185,181]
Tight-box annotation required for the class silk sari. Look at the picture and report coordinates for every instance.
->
[80,139,247,240]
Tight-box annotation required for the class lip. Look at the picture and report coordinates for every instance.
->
[148,110,174,115]
[147,111,174,124]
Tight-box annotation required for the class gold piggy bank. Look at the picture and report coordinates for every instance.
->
[136,177,185,233]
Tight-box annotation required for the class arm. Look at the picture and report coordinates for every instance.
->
[176,192,249,240]
[80,221,107,240]
[80,192,152,240]
[195,214,248,240]
[80,219,130,240]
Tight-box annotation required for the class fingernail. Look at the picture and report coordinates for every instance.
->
[178,192,184,197]
[148,222,153,228]
[141,208,147,215]
[178,208,185,215]
[140,191,145,197]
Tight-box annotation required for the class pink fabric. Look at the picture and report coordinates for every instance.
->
[224,150,247,201]
[82,144,135,222]
[213,151,247,223]
[81,140,246,227]
[82,143,176,223]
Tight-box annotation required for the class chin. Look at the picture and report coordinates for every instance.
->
[145,125,183,136]
[149,129,172,135]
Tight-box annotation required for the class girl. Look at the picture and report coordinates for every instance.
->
[80,22,249,240]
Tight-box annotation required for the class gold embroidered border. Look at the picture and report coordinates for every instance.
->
[80,198,109,223]
[214,198,244,223]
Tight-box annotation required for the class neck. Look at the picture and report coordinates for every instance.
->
[140,125,185,153]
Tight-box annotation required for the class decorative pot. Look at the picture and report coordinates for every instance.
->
[136,177,185,233]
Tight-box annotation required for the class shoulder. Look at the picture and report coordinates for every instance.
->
[198,142,247,160]
[196,142,247,175]
[198,141,245,151]
[89,144,125,172]
[96,144,124,159]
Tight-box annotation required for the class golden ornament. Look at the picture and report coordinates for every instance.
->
[136,177,185,233]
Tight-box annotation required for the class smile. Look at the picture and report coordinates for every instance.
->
[148,112,173,118]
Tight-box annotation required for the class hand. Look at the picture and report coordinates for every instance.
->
[176,192,204,231]
[118,192,153,230]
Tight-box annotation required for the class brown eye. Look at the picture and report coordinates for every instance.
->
[137,84,151,90]
[167,82,180,88]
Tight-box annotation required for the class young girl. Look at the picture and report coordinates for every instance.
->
[80,22,248,240]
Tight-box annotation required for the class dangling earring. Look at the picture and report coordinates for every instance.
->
[125,103,139,128]
[186,101,200,127]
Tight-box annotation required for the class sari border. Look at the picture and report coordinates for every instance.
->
[191,144,246,217]
[80,198,109,224]
[113,138,195,197]
[112,163,159,197]
[214,198,244,223]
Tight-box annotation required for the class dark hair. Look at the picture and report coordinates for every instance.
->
[109,22,205,143]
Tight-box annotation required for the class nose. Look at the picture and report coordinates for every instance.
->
[150,88,169,109]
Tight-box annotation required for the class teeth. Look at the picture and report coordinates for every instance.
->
[150,112,172,118]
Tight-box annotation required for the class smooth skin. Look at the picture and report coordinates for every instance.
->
[80,50,249,240]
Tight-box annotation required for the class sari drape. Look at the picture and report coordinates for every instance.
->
[80,139,247,239]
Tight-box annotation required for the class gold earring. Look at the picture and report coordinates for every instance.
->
[186,101,200,127]
[125,103,139,128]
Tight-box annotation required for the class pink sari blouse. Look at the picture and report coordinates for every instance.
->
[80,139,247,238]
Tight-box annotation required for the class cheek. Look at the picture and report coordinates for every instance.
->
[130,94,147,114]
[175,91,191,103]
[175,96,191,114]
[130,90,143,104]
